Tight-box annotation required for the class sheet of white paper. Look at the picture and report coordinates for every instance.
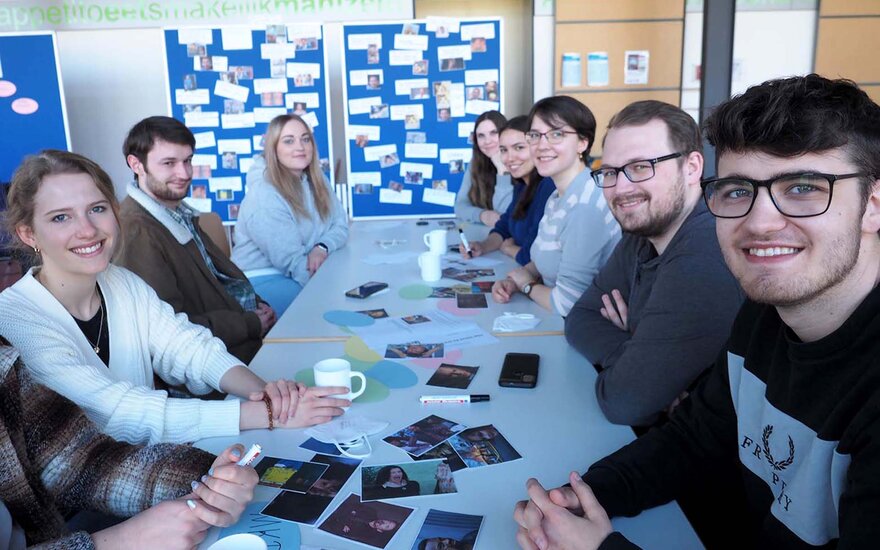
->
[184,111,220,128]
[253,78,288,94]
[175,89,210,105]
[183,197,212,212]
[363,144,398,162]
[351,311,497,353]
[439,148,473,163]
[457,122,475,138]
[193,131,216,149]
[0,56,4,78]
[379,188,413,205]
[394,34,428,51]
[349,69,384,86]
[252,136,264,151]
[287,62,321,78]
[425,16,460,33]
[390,104,424,121]
[287,23,322,40]
[405,143,439,159]
[260,42,297,60]
[191,154,217,169]
[253,107,287,123]
[422,188,456,207]
[210,56,228,71]
[216,139,252,154]
[346,125,382,140]
[399,162,434,179]
[178,28,213,45]
[214,80,250,102]
[239,157,254,173]
[449,83,466,117]
[348,33,382,50]
[221,28,253,50]
[208,176,243,192]
[437,45,472,61]
[350,172,383,186]
[464,69,499,86]
[460,23,496,40]
[348,96,383,115]
[443,255,503,268]
[221,113,256,129]
[388,50,422,66]
[394,78,429,96]
[301,111,320,128]
[285,92,320,108]
[465,99,500,115]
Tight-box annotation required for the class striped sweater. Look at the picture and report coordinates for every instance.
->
[0,345,214,548]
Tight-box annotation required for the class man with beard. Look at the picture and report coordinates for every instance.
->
[565,101,743,427]
[515,75,880,549]
[119,117,275,364]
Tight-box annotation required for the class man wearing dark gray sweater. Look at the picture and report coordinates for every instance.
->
[565,101,743,427]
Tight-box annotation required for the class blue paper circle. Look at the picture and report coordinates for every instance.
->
[322,310,376,327]
[365,360,419,389]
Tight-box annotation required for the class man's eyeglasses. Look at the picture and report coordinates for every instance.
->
[700,172,867,219]
[524,129,579,145]
[590,153,682,188]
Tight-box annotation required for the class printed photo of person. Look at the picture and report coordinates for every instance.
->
[470,37,487,53]
[292,101,307,115]
[367,44,380,64]
[357,308,388,318]
[367,73,382,90]
[402,314,430,325]
[411,509,483,550]
[383,415,465,456]
[413,60,429,75]
[448,424,522,468]
[198,56,213,71]
[182,105,201,113]
[404,114,420,129]
[467,86,484,100]
[410,87,430,100]
[266,24,286,43]
[353,183,374,194]
[370,104,390,119]
[317,494,413,549]
[307,454,362,498]
[448,159,464,173]
[404,172,423,185]
[426,364,479,389]
[361,460,457,502]
[432,179,448,190]
[406,132,427,144]
[440,57,464,71]
[485,80,499,101]
[221,151,237,169]
[435,25,449,38]
[295,37,318,50]
[437,107,451,122]
[355,134,370,148]
[294,73,314,87]
[232,65,254,80]
[219,71,237,85]
[224,99,245,114]
[386,341,444,359]
[388,180,404,192]
[402,22,419,35]
[410,441,467,472]
[227,203,240,220]
[190,184,207,199]
[379,153,399,168]
[270,58,286,78]
[186,43,206,57]
[183,74,197,90]
[192,164,211,179]
[261,92,283,107]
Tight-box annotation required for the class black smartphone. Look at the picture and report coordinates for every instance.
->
[499,353,539,388]
[345,281,389,299]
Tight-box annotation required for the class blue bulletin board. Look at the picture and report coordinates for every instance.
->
[342,18,503,219]
[0,32,70,183]
[163,25,333,224]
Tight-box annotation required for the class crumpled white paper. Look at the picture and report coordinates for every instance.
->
[492,312,541,333]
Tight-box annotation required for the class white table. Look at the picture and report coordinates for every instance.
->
[264,219,564,342]
[197,338,703,549]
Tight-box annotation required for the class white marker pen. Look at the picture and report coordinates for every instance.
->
[419,394,490,404]
[236,443,263,466]
[458,229,473,258]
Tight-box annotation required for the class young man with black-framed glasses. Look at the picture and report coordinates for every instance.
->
[515,75,880,549]
[565,100,743,428]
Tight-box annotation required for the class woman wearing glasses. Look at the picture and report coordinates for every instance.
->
[232,114,349,314]
[458,116,555,265]
[454,110,514,226]
[492,96,620,316]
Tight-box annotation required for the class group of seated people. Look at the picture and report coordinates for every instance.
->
[1,73,879,549]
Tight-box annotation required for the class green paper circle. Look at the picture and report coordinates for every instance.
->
[342,354,378,372]
[356,377,391,403]
[398,284,433,300]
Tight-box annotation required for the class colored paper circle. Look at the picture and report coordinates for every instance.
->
[323,310,375,327]
[294,367,315,386]
[0,81,16,97]
[344,336,382,363]
[398,284,433,299]
[11,97,39,115]
[437,298,481,316]
[356,377,391,403]
[363,359,418,388]
[342,354,377,373]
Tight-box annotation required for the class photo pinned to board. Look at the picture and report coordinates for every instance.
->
[383,414,466,456]
[360,459,457,501]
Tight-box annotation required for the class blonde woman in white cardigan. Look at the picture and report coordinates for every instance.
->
[0,150,349,445]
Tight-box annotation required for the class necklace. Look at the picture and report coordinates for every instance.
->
[85,301,105,354]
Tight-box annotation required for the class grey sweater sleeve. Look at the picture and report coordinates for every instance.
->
[454,170,484,223]
[318,180,350,253]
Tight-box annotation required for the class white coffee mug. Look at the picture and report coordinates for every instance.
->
[208,534,267,550]
[422,229,447,255]
[418,252,442,282]
[313,358,367,409]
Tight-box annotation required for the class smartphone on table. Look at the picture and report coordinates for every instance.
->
[498,352,540,388]
[345,281,389,299]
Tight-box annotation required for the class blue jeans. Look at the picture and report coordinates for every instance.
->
[250,274,302,315]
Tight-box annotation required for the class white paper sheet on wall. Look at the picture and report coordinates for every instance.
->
[193,131,216,149]
[379,188,413,204]
[221,28,253,50]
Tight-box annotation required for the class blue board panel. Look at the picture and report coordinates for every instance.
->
[342,19,502,219]
[0,32,69,183]
[164,26,332,223]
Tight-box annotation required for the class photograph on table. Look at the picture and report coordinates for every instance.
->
[307,454,363,498]
[442,267,494,282]
[410,509,484,550]
[456,293,488,309]
[360,459,457,501]
[385,341,444,359]
[383,414,466,456]
[429,285,470,298]
[317,494,414,549]
[261,490,333,526]
[426,363,479,390]
[401,314,430,325]
[358,308,389,319]
[471,281,493,293]
[448,424,522,468]
[410,441,468,472]
[253,456,329,492]
[300,437,342,456]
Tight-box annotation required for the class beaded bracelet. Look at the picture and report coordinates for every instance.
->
[262,395,274,430]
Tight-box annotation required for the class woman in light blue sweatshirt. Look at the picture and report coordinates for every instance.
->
[454,110,514,225]
[233,115,348,313]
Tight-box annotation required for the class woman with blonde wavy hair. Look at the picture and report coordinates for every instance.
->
[233,114,349,313]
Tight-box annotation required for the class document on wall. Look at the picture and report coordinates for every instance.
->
[587,52,609,87]
[624,50,649,85]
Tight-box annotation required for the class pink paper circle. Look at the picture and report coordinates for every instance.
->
[11,97,39,115]
[411,348,463,369]
[0,81,16,97]
[437,297,481,317]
